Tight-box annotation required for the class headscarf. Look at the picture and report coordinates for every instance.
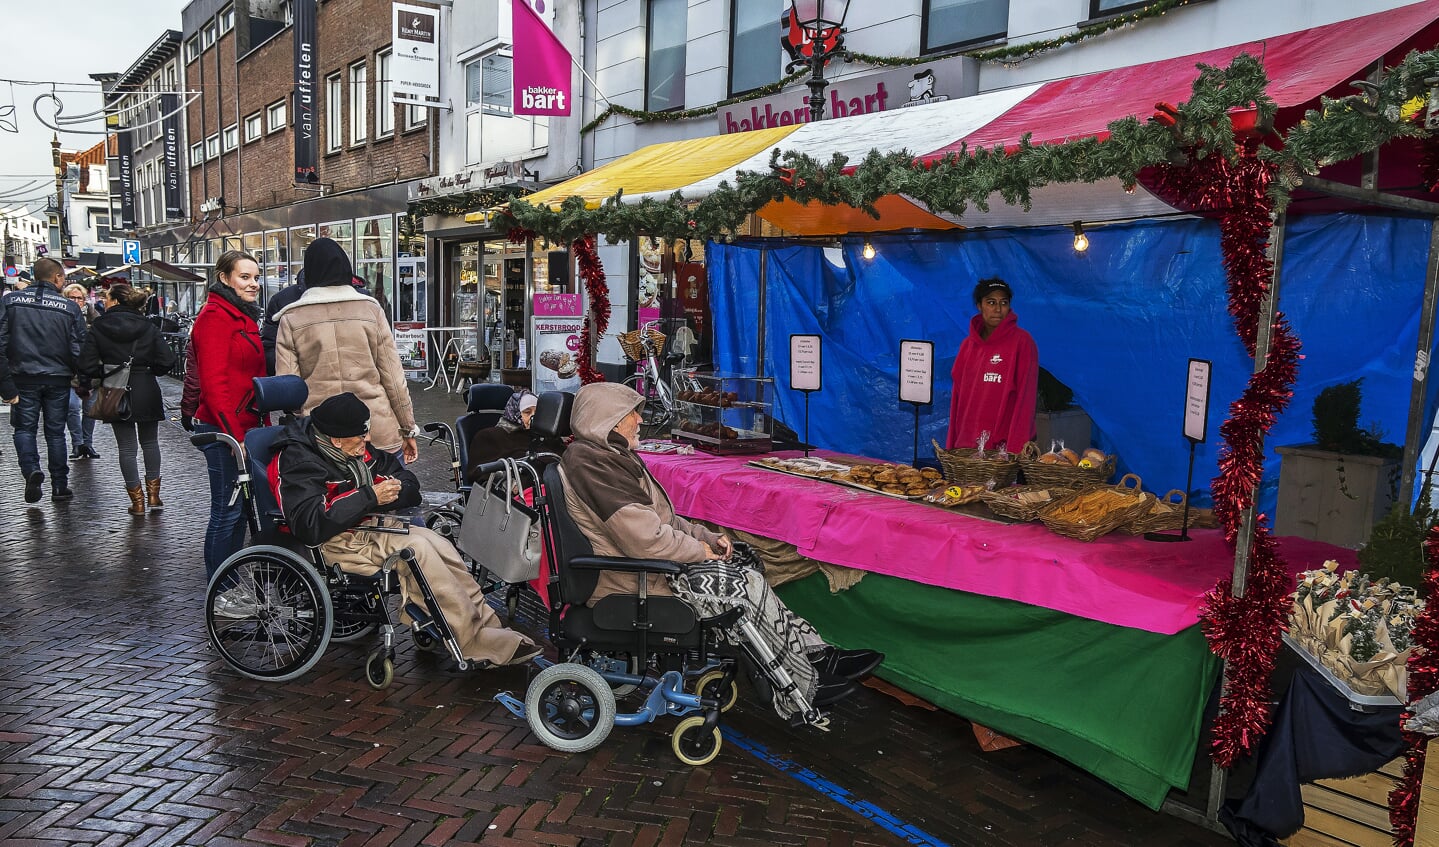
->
[499,389,539,432]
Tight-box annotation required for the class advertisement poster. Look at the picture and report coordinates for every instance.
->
[532,316,583,394]
[392,2,440,102]
[511,0,572,116]
[394,321,427,380]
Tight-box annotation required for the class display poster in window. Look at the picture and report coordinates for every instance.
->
[899,339,934,405]
[392,3,440,102]
[532,316,583,394]
[790,334,822,392]
[1183,358,1212,443]
[394,321,427,381]
[397,257,427,323]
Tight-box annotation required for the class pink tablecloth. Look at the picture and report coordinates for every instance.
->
[641,450,1357,635]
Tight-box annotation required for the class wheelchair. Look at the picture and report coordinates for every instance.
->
[492,392,825,766]
[191,375,479,689]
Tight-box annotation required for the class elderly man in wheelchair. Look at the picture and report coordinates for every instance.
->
[271,391,541,670]
[551,383,882,724]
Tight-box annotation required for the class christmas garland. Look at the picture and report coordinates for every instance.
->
[1389,526,1439,847]
[569,234,610,384]
[581,70,809,135]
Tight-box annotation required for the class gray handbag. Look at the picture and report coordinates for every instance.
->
[457,457,542,583]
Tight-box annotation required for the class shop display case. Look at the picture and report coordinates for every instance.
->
[671,371,774,454]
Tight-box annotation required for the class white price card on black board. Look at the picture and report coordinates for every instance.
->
[1183,358,1212,443]
[790,334,822,392]
[899,339,934,405]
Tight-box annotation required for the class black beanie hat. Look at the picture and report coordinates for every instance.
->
[310,392,371,437]
[304,237,355,287]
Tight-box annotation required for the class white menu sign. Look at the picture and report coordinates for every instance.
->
[790,334,822,392]
[1184,358,1212,443]
[899,339,934,405]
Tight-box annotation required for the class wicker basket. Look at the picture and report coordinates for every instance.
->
[1018,441,1117,488]
[980,484,1075,522]
[616,328,665,363]
[1123,489,1189,535]
[1038,474,1157,542]
[932,438,1020,488]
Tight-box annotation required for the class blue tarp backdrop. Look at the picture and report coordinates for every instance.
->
[707,213,1438,517]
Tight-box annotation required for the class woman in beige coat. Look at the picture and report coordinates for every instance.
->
[275,237,419,462]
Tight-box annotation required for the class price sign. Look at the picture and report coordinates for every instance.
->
[790,334,822,392]
[1183,358,1212,443]
[898,339,933,405]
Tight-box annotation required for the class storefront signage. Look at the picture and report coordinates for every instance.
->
[512,0,572,116]
[533,316,583,394]
[533,292,581,317]
[899,339,934,405]
[293,0,319,183]
[718,54,978,134]
[160,93,184,220]
[394,321,428,380]
[392,3,440,103]
[790,334,822,392]
[1183,358,1212,443]
[411,170,477,200]
[113,129,136,231]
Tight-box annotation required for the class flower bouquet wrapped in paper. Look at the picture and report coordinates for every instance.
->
[1289,560,1423,700]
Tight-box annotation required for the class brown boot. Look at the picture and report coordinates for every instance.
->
[126,485,146,516]
[145,478,164,511]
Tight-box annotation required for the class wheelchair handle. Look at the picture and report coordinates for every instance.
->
[189,432,222,447]
[469,458,509,480]
[422,421,447,436]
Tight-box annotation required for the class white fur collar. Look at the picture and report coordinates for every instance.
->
[275,284,371,320]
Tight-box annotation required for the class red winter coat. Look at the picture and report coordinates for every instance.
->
[945,311,1039,453]
[191,289,266,438]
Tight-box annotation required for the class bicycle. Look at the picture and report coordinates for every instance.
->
[616,321,678,431]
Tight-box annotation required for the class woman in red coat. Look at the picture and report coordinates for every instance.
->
[189,250,266,581]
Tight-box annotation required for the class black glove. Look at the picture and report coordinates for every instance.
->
[180,415,195,432]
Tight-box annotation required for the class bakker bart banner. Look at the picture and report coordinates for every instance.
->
[512,0,571,116]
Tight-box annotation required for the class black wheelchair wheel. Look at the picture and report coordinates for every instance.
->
[205,546,333,682]
[524,663,616,753]
[412,627,444,653]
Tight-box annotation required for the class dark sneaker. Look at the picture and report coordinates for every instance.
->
[82,445,100,459]
[51,484,74,502]
[69,445,83,459]
[810,647,885,681]
[23,471,43,503]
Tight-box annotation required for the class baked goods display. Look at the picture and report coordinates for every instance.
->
[1019,441,1117,488]
[843,463,942,498]
[671,371,773,455]
[677,389,740,406]
[1034,445,1110,468]
[923,483,987,507]
[677,421,740,440]
[751,457,852,479]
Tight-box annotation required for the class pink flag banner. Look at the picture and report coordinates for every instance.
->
[512,0,572,116]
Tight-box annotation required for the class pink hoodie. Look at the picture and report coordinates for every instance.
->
[945,310,1039,453]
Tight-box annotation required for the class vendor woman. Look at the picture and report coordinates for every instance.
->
[945,277,1039,453]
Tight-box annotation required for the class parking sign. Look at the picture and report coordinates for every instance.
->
[122,239,141,265]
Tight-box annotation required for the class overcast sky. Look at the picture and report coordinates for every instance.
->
[0,1,190,218]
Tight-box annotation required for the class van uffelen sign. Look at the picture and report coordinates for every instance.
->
[718,55,978,134]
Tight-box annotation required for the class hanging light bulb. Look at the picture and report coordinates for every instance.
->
[862,239,876,260]
[1072,221,1089,253]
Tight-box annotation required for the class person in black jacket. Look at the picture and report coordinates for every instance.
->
[0,257,88,503]
[269,392,540,667]
[79,283,178,516]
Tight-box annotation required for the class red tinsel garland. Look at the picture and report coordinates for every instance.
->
[1149,139,1303,768]
[1389,525,1439,847]
[570,235,610,384]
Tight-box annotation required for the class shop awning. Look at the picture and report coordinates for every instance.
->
[492,0,1439,235]
[99,259,205,282]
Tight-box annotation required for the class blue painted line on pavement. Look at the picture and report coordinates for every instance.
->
[722,727,952,847]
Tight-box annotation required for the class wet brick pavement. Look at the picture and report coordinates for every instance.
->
[0,380,1232,846]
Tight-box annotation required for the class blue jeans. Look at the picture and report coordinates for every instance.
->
[11,383,70,482]
[195,422,247,580]
[66,389,96,449]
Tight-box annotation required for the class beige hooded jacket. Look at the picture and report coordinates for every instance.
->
[559,382,722,604]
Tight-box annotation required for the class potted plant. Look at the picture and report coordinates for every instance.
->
[1275,379,1402,549]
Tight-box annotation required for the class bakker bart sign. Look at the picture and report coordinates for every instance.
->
[718,54,978,134]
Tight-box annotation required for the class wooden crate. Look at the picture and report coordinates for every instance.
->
[1282,758,1402,847]
[1419,748,1439,847]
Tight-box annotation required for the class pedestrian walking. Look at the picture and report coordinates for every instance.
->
[62,283,101,460]
[0,257,87,503]
[78,283,178,516]
[188,251,266,580]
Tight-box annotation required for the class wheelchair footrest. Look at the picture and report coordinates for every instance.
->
[405,602,434,628]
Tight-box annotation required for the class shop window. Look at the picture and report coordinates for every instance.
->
[267,99,287,134]
[263,229,290,289]
[325,74,342,152]
[376,51,394,137]
[646,0,687,111]
[288,224,316,282]
[729,0,781,96]
[349,61,368,145]
[1090,0,1151,16]
[923,0,1009,52]
[244,113,262,142]
[356,215,395,320]
[318,220,354,258]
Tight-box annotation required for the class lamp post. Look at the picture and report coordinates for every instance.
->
[784,0,853,123]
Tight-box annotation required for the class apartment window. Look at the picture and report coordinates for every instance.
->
[92,212,112,243]
[1089,0,1150,15]
[325,74,342,152]
[646,0,687,111]
[189,141,205,166]
[244,113,263,142]
[464,52,545,165]
[349,61,368,144]
[466,53,512,115]
[376,51,394,137]
[205,134,220,159]
[202,21,217,48]
[923,0,1009,53]
[730,0,781,96]
[222,123,239,152]
[267,99,287,133]
[405,104,427,130]
[219,5,234,33]
[185,36,200,62]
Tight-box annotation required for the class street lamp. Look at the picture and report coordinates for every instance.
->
[784,0,853,123]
